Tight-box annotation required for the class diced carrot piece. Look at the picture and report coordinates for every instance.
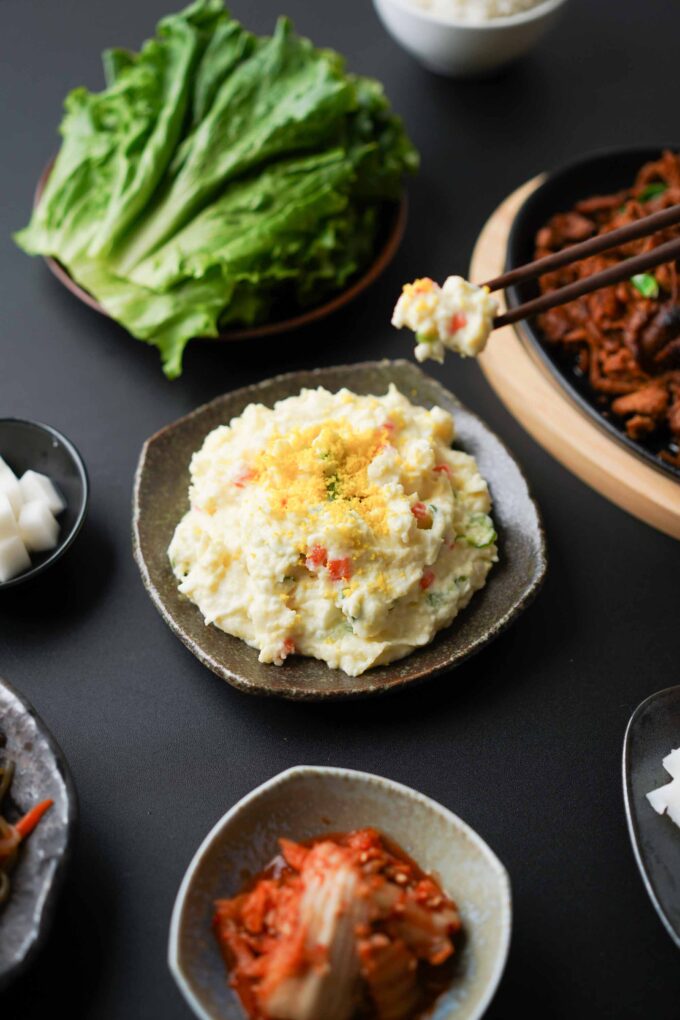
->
[328,558,352,581]
[449,313,467,333]
[281,638,295,657]
[306,545,328,569]
[234,466,255,488]
[420,570,435,591]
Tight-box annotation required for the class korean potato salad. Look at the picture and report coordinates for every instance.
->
[168,385,497,676]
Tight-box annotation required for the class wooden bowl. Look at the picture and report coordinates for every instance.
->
[34,160,408,342]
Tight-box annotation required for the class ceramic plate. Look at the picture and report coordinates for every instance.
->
[0,676,77,989]
[169,766,512,1020]
[133,360,546,699]
[623,684,680,948]
[505,145,680,482]
[34,160,406,344]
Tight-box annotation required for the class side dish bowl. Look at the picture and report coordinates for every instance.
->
[133,360,546,700]
[0,676,77,990]
[34,161,407,344]
[623,685,680,949]
[169,765,512,1020]
[0,419,89,590]
[372,0,567,77]
[505,145,680,483]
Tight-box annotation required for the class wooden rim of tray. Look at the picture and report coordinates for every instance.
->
[470,176,680,541]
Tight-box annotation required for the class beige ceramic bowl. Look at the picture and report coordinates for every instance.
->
[169,766,511,1020]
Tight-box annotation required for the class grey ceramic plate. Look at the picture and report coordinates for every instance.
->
[169,766,512,1020]
[623,684,680,948]
[133,360,546,699]
[0,676,77,989]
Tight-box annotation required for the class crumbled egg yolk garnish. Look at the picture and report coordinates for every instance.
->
[254,420,391,535]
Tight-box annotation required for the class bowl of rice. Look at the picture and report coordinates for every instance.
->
[372,0,568,77]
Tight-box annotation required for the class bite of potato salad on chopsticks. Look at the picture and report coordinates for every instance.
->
[169,385,497,677]
[392,277,498,363]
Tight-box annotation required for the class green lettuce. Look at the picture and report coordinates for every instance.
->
[15,1,418,377]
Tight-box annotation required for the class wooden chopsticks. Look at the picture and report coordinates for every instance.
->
[484,203,680,330]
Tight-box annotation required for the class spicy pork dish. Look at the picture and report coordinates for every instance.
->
[533,150,680,469]
[213,828,461,1020]
[168,385,497,677]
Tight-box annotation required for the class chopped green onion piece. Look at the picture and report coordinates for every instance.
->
[631,273,659,299]
[415,330,437,344]
[426,591,446,608]
[462,513,497,548]
[638,182,668,202]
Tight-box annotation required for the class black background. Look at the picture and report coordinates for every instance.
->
[2,1,679,1017]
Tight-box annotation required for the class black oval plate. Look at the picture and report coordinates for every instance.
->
[505,145,680,483]
[623,684,680,949]
[0,677,77,989]
[133,360,546,700]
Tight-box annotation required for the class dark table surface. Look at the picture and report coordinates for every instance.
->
[2,0,679,1017]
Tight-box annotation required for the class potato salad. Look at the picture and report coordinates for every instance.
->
[392,276,497,364]
[168,385,497,677]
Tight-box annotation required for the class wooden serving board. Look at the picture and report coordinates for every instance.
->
[470,177,680,541]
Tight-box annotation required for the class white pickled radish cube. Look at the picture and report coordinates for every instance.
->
[666,785,680,828]
[647,786,670,814]
[0,494,19,541]
[0,535,31,582]
[0,456,17,486]
[19,500,59,553]
[0,473,22,517]
[662,748,680,780]
[19,470,65,515]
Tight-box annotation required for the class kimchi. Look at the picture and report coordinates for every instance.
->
[213,828,461,1020]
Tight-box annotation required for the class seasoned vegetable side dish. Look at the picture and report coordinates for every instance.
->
[15,0,417,378]
[0,742,53,906]
[214,828,461,1020]
[168,385,497,676]
[533,150,680,468]
[392,276,497,363]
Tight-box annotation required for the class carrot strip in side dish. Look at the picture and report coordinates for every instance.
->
[14,798,54,839]
[0,749,54,907]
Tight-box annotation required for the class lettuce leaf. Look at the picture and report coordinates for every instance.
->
[15,1,418,377]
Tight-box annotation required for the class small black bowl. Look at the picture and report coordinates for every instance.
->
[0,419,89,589]
[505,145,680,482]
